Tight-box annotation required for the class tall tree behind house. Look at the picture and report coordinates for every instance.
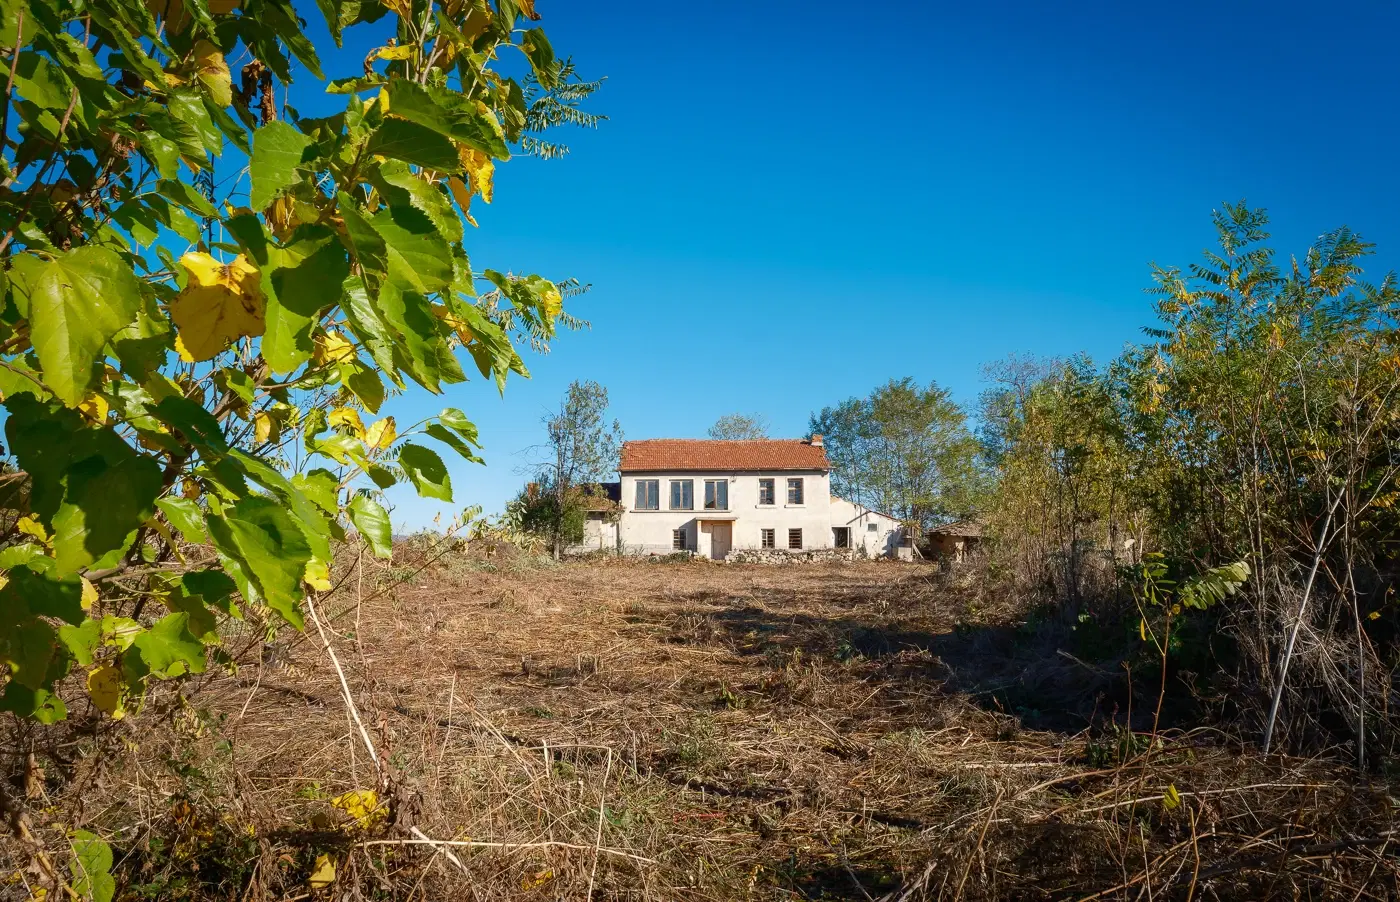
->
[541,380,624,560]
[810,378,987,535]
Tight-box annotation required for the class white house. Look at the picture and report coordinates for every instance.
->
[588,436,903,559]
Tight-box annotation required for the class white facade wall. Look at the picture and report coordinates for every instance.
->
[828,497,903,557]
[575,514,618,553]
[619,470,834,558]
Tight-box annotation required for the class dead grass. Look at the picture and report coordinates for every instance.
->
[3,553,1397,900]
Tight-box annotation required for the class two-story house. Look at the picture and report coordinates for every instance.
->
[592,436,902,559]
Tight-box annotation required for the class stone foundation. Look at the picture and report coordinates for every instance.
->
[724,548,857,564]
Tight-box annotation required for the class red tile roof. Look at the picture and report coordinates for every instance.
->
[619,439,829,473]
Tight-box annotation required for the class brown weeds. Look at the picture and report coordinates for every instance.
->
[2,554,1395,900]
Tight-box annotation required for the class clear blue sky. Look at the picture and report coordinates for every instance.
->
[302,0,1400,529]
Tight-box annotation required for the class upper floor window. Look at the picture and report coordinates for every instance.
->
[787,477,804,505]
[704,479,728,510]
[758,478,775,506]
[634,479,659,510]
[669,479,694,510]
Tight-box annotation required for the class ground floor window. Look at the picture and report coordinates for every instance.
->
[672,529,686,550]
[761,528,775,549]
[867,522,878,532]
[788,528,802,550]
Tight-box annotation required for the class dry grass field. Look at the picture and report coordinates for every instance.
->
[8,550,1397,900]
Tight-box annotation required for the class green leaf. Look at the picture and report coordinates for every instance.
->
[347,494,392,558]
[367,118,461,172]
[0,567,85,626]
[266,234,351,373]
[58,619,102,667]
[0,685,67,723]
[377,279,446,391]
[375,205,453,293]
[5,396,161,573]
[438,407,481,445]
[3,618,59,690]
[249,121,315,209]
[209,496,311,627]
[156,497,208,544]
[12,247,141,406]
[292,468,341,514]
[343,359,385,412]
[169,87,222,154]
[339,275,400,379]
[132,613,206,677]
[398,443,452,501]
[519,28,558,89]
[50,441,163,574]
[153,395,229,455]
[366,464,397,489]
[382,79,509,158]
[70,831,116,902]
[375,163,463,243]
[110,292,172,381]
[204,94,251,155]
[425,422,481,463]
[157,178,219,219]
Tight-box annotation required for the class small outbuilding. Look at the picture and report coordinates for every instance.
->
[926,520,984,563]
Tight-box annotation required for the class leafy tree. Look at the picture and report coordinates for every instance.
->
[506,479,586,548]
[0,0,595,726]
[538,380,622,559]
[708,412,769,440]
[981,204,1400,761]
[810,378,986,534]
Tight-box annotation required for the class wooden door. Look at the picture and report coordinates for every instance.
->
[710,522,732,559]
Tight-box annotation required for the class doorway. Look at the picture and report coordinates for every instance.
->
[833,527,851,549]
[710,522,732,559]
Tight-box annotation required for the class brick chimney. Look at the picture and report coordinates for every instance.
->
[810,434,824,447]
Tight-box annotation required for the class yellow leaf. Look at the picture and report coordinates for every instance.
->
[145,517,186,563]
[193,40,232,106]
[1138,618,1146,641]
[1162,783,1181,811]
[521,869,553,891]
[88,666,125,719]
[314,330,356,366]
[365,416,397,451]
[458,146,494,204]
[374,43,414,60]
[541,286,562,322]
[16,515,49,544]
[308,853,336,889]
[328,407,365,438]
[447,176,474,224]
[182,479,202,500]
[266,194,299,239]
[171,253,266,362]
[1369,611,1381,621]
[80,577,98,610]
[304,558,332,592]
[331,789,386,828]
[253,412,278,444]
[77,392,109,423]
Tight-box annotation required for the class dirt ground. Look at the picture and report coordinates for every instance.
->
[22,554,1397,901]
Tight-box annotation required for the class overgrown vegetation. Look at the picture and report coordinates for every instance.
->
[978,204,1400,765]
[0,0,593,894]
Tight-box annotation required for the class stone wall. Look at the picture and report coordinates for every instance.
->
[724,548,857,565]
